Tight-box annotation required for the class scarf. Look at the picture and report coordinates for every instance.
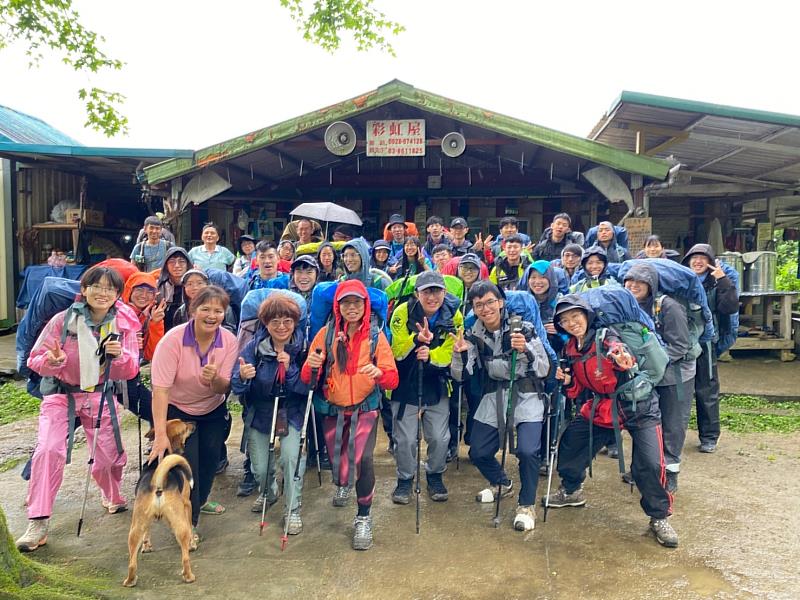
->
[66,303,117,391]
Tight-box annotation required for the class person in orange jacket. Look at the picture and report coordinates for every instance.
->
[301,279,398,551]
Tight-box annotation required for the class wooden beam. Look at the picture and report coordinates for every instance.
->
[647,183,768,196]
[682,169,798,190]
[645,133,688,157]
[616,120,687,138]
[635,130,644,155]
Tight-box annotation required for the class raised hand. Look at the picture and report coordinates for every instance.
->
[709,259,726,280]
[609,344,635,370]
[45,340,66,367]
[473,232,484,251]
[150,299,167,323]
[450,328,471,353]
[200,354,218,386]
[238,357,256,381]
[416,317,434,345]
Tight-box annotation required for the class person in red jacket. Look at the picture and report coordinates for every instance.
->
[301,279,398,551]
[542,294,678,548]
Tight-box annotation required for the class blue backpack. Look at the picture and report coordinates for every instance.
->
[617,258,715,360]
[237,288,308,351]
[585,225,629,249]
[206,268,248,324]
[715,262,740,356]
[309,281,390,343]
[464,290,557,368]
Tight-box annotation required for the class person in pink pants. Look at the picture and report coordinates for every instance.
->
[16,265,140,552]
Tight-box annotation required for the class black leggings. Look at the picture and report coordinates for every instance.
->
[167,402,230,526]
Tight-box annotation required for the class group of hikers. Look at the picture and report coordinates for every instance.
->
[13,209,740,554]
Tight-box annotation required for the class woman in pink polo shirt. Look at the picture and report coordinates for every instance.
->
[149,285,238,548]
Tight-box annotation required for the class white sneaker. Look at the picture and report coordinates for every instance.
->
[475,480,513,503]
[514,505,535,531]
[16,518,49,552]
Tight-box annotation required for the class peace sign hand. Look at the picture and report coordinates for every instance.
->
[45,340,66,367]
[416,317,434,345]
[450,329,471,353]
[150,299,167,323]
[473,232,484,251]
[709,259,726,280]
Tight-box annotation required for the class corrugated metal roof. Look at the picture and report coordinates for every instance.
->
[145,79,671,185]
[0,104,82,145]
[589,91,800,188]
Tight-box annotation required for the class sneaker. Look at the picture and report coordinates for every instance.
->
[606,444,619,459]
[542,486,586,508]
[666,471,678,494]
[475,480,513,503]
[621,471,634,485]
[215,457,229,474]
[387,442,395,456]
[445,446,457,463]
[320,454,333,471]
[283,510,303,535]
[15,518,49,552]
[513,505,536,532]
[391,478,413,505]
[251,494,278,513]
[650,517,679,547]
[237,471,258,497]
[332,485,352,507]
[539,463,548,477]
[426,473,449,502]
[699,441,717,453]
[352,515,373,551]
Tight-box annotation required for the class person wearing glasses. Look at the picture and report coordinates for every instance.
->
[231,294,309,533]
[157,247,192,331]
[16,265,140,552]
[188,223,235,271]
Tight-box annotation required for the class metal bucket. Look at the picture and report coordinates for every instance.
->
[742,251,777,292]
[718,252,744,288]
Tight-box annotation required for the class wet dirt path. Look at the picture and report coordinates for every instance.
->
[1,417,798,599]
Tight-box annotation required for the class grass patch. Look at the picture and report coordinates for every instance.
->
[0,384,41,425]
[688,394,800,433]
[0,456,25,473]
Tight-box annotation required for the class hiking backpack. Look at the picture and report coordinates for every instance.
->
[714,262,740,356]
[206,268,248,326]
[237,288,308,353]
[585,224,629,249]
[617,258,715,361]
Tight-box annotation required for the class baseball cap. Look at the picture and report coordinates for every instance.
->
[415,270,446,291]
[450,217,468,228]
[339,289,366,300]
[459,253,482,269]
[291,255,319,271]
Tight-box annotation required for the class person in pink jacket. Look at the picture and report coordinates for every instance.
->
[15,265,140,552]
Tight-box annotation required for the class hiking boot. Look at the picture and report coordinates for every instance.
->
[621,471,634,485]
[320,453,332,471]
[650,517,679,547]
[283,509,303,535]
[426,473,449,502]
[666,471,678,494]
[699,441,717,453]
[606,444,619,459]
[215,457,229,474]
[332,486,352,507]
[16,518,49,552]
[476,480,513,503]
[251,494,277,513]
[237,470,258,497]
[352,516,373,551]
[446,446,457,463]
[391,478,413,505]
[542,486,586,508]
[513,505,536,532]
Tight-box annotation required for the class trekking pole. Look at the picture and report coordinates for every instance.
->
[544,361,567,523]
[260,364,285,536]
[455,383,463,471]
[281,356,321,550]
[415,359,424,535]
[307,349,323,487]
[77,359,114,537]
[493,315,522,528]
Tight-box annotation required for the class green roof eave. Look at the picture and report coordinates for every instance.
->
[145,80,670,185]
[0,142,193,159]
[609,91,800,130]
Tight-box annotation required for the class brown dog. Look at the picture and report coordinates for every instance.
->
[122,419,196,587]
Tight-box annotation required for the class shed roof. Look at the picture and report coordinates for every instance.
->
[144,80,670,187]
[0,104,81,145]
[589,91,800,190]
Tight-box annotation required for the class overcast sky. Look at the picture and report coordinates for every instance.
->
[2,0,797,150]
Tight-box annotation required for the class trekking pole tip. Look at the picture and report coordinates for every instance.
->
[280,535,288,551]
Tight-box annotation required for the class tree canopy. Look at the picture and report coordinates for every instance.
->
[0,0,403,138]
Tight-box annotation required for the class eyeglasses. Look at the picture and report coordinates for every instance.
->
[86,284,117,295]
[472,298,499,312]
[131,287,156,297]
[339,298,365,308]
[268,318,295,329]
[167,257,188,265]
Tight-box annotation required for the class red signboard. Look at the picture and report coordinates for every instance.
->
[366,119,426,157]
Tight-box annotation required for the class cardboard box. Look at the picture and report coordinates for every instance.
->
[65,209,104,227]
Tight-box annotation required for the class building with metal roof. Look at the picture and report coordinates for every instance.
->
[0,104,82,146]
[142,80,670,247]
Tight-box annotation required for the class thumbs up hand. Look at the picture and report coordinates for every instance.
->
[200,354,219,386]
[238,357,256,381]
